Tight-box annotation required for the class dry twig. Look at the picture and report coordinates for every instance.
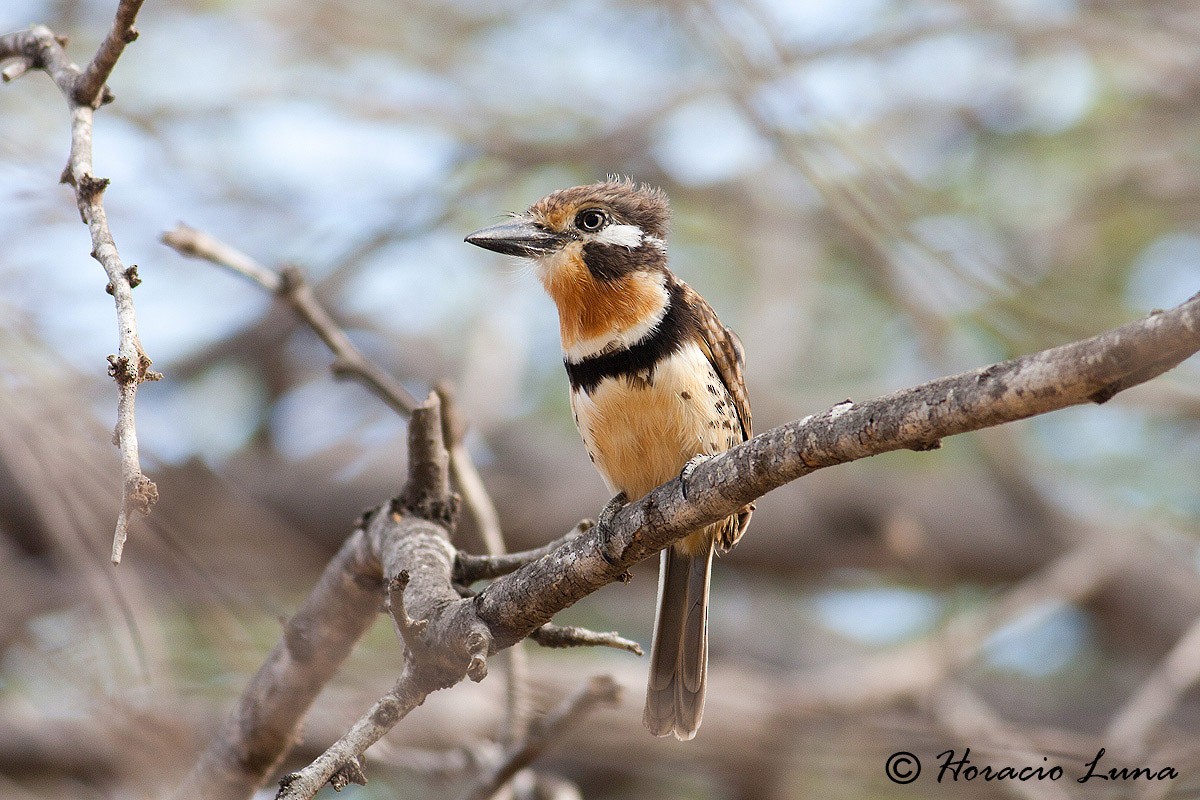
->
[1,3,159,564]
[529,624,643,656]
[458,675,621,800]
[455,521,592,584]
[161,224,421,416]
[1106,614,1200,757]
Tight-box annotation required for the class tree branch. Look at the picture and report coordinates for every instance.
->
[160,223,421,416]
[277,397,482,798]
[436,382,506,556]
[275,669,429,799]
[180,271,1199,798]
[164,224,565,781]
[435,382,533,746]
[529,624,643,656]
[454,521,592,584]
[474,293,1200,651]
[171,530,384,800]
[458,675,620,800]
[1,12,157,564]
[73,0,144,107]
[161,223,284,291]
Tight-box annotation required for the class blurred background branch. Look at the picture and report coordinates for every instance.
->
[2,0,1200,798]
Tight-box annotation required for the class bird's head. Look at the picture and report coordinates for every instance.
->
[465,178,669,272]
[466,179,674,358]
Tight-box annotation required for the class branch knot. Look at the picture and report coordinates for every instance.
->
[328,756,367,791]
[77,172,110,199]
[386,571,429,643]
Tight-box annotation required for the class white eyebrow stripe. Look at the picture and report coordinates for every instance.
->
[593,223,644,248]
[642,234,666,252]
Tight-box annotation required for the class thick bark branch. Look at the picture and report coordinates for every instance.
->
[171,531,384,800]
[475,292,1200,649]
[276,398,485,798]
[435,382,533,746]
[178,264,1198,798]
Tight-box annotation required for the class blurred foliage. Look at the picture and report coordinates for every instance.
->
[2,0,1200,797]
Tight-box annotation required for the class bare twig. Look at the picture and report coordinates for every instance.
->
[73,0,145,107]
[161,224,283,291]
[530,624,643,656]
[458,675,621,800]
[276,670,430,800]
[455,521,592,584]
[1,57,30,81]
[436,382,506,555]
[1,27,78,93]
[171,530,384,800]
[1106,614,1200,756]
[386,571,428,643]
[161,224,421,416]
[1,13,157,564]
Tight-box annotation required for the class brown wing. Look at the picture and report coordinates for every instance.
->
[679,282,751,442]
[679,281,753,551]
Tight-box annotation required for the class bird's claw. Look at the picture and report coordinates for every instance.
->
[679,455,711,500]
[597,492,628,528]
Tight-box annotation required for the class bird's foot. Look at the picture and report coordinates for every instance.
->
[679,454,712,500]
[597,492,628,528]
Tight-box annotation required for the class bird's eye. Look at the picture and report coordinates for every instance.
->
[576,209,607,232]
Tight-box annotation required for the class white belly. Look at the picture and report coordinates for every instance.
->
[569,341,742,500]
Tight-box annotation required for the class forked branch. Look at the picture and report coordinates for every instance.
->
[161,224,420,415]
[170,226,1200,800]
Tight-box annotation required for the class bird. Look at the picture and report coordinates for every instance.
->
[465,178,752,740]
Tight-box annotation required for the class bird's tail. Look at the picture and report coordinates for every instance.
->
[643,536,714,740]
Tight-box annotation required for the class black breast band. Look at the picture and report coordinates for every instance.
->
[564,282,693,394]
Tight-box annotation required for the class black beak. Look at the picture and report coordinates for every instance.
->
[465,218,564,257]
